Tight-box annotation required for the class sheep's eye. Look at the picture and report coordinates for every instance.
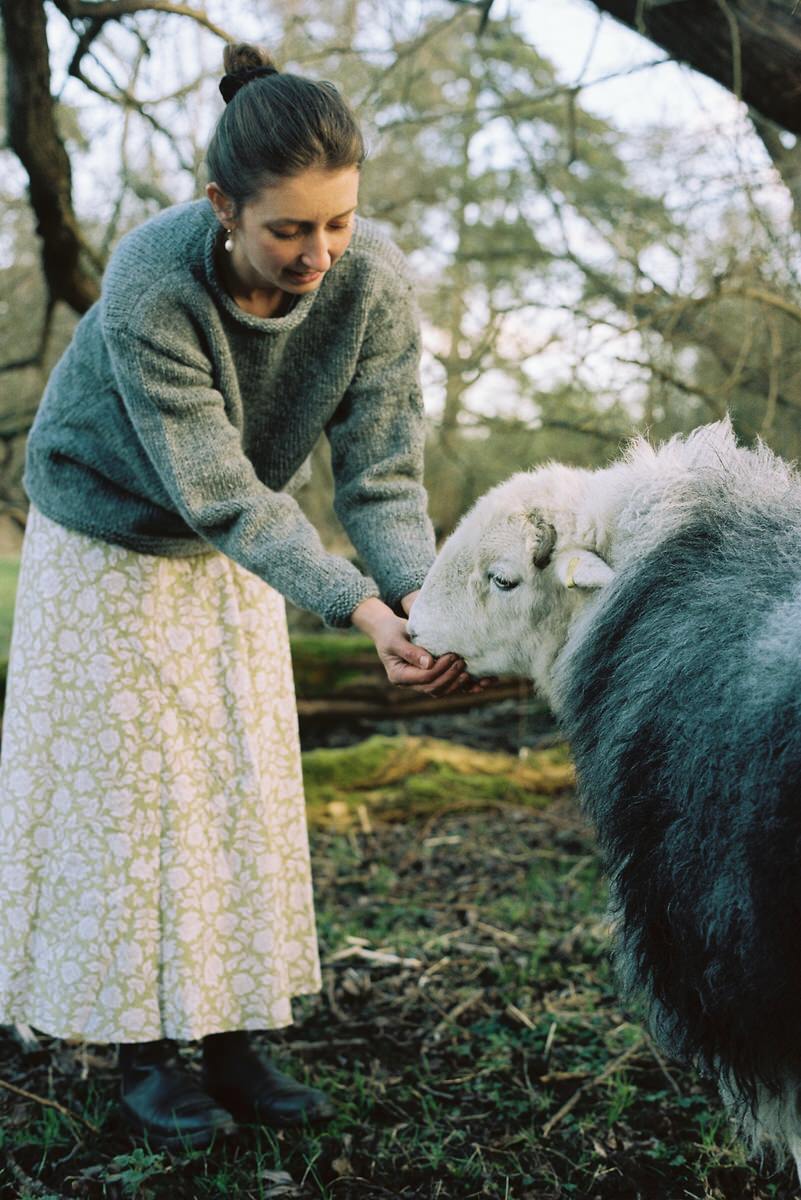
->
[489,573,519,592]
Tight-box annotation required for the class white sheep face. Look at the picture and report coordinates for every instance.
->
[408,471,614,692]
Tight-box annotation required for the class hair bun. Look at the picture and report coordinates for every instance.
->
[223,42,275,75]
[219,42,278,103]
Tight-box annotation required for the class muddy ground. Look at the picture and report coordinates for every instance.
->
[1,749,797,1197]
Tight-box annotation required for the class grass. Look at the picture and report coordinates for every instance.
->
[0,789,797,1198]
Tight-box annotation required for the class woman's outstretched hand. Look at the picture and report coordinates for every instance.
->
[351,595,477,697]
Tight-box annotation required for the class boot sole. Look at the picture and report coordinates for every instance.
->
[122,1109,239,1151]
[205,1086,334,1127]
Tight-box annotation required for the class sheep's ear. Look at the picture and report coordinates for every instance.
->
[554,549,614,590]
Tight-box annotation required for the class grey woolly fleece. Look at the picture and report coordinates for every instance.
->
[24,200,436,627]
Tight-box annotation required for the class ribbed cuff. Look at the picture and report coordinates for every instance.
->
[320,576,382,629]
[380,564,434,614]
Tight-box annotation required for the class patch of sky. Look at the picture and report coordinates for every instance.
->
[373,101,414,131]
[636,244,683,295]
[459,366,540,426]
[508,0,724,130]
[441,76,474,107]
[469,116,522,175]
[0,203,29,272]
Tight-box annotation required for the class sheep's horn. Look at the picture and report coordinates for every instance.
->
[532,520,556,569]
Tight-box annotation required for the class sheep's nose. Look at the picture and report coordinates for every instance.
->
[406,621,418,643]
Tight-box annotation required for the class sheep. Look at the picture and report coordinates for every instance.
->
[408,417,801,1177]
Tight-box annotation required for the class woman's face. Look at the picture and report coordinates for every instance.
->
[208,165,360,297]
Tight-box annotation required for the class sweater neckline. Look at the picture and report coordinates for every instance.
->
[203,221,319,333]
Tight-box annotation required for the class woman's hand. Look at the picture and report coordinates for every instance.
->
[351,596,469,697]
[399,590,497,696]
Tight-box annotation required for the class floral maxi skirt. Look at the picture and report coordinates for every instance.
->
[0,506,322,1043]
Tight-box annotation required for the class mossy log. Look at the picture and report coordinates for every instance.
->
[289,633,541,718]
[302,734,574,828]
[289,633,378,698]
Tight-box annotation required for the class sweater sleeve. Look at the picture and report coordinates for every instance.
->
[104,322,380,628]
[326,263,437,611]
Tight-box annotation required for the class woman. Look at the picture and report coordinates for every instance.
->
[0,42,471,1149]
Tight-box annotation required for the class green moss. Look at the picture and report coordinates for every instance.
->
[302,734,573,826]
[289,632,374,660]
[289,632,378,696]
[302,734,399,795]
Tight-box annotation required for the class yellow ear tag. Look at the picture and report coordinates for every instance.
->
[565,555,581,589]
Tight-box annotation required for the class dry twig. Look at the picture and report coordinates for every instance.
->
[0,1076,100,1133]
[325,946,423,969]
[423,987,485,1045]
[542,1037,645,1137]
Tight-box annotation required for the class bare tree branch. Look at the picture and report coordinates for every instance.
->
[375,57,669,132]
[617,357,727,418]
[68,55,195,170]
[64,13,105,80]
[666,285,801,328]
[585,0,801,135]
[448,0,496,34]
[55,0,234,42]
[536,419,630,445]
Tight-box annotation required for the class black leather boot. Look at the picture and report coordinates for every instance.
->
[119,1038,238,1150]
[201,1031,334,1127]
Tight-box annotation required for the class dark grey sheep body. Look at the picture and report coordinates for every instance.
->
[409,420,801,1167]
[556,481,801,1114]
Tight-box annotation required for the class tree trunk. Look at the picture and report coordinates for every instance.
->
[589,0,801,135]
[1,0,100,315]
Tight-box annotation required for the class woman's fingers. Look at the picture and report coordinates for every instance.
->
[465,676,499,695]
[382,636,497,698]
[436,671,470,697]
[387,652,463,688]
[421,660,466,696]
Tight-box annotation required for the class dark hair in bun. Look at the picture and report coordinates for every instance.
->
[207,41,365,210]
[223,42,273,75]
[218,43,279,103]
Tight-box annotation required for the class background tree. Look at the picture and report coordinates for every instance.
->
[2,0,800,568]
[586,0,801,136]
[357,9,674,530]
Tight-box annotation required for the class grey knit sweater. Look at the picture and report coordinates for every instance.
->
[24,200,436,627]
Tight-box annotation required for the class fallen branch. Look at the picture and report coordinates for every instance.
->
[325,946,423,969]
[0,1076,100,1133]
[505,1002,536,1030]
[3,1149,56,1198]
[297,681,528,719]
[277,1037,370,1052]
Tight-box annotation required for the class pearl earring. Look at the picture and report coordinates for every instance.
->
[224,228,234,253]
